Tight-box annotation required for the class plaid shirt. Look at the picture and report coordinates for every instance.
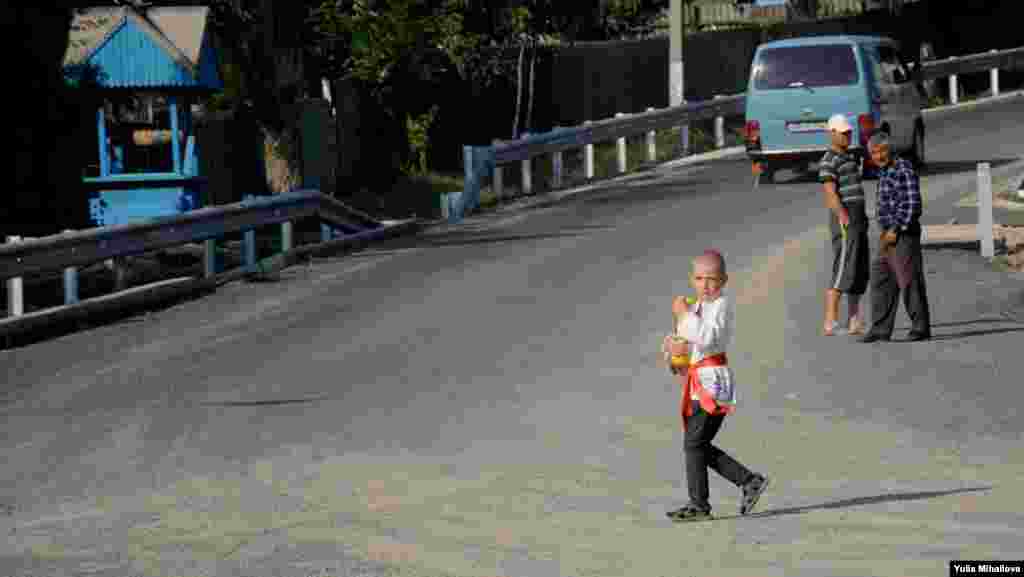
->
[876,157,922,231]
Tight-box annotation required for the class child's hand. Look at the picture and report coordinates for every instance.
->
[666,336,689,358]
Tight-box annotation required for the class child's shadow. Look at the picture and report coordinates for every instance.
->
[713,485,991,522]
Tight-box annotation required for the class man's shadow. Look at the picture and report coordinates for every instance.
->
[927,326,1024,341]
[710,486,991,522]
[884,318,1024,341]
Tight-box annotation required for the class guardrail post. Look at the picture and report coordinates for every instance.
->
[615,113,628,174]
[521,132,532,196]
[5,236,24,316]
[583,120,595,179]
[949,73,959,105]
[281,220,293,253]
[551,126,563,189]
[492,138,504,199]
[62,230,78,305]
[244,228,257,271]
[680,99,690,156]
[713,95,726,149]
[108,257,127,291]
[204,239,217,278]
[990,49,1000,96]
[243,195,257,271]
[978,162,994,258]
[645,107,657,162]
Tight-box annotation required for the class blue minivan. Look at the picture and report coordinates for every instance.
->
[744,35,926,182]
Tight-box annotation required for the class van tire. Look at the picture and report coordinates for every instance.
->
[909,123,925,169]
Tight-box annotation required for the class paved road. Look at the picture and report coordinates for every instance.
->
[3,96,1024,577]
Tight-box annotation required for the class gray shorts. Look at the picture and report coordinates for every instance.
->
[829,202,869,295]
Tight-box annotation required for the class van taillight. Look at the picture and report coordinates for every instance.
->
[858,113,875,168]
[857,114,874,146]
[745,120,761,144]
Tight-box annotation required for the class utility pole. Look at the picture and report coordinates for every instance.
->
[669,0,685,108]
[669,0,690,152]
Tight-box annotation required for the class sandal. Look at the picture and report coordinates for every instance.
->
[847,318,865,336]
[666,504,713,522]
[823,320,841,336]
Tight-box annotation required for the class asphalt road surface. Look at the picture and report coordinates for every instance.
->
[3,95,1024,577]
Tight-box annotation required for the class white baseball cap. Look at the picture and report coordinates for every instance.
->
[827,114,853,133]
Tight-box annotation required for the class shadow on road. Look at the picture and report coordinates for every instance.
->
[928,326,1024,341]
[197,395,331,408]
[920,158,1019,177]
[728,486,993,522]
[926,317,1024,329]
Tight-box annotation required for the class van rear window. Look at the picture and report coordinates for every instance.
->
[753,45,859,89]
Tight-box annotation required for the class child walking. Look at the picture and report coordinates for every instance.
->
[662,249,769,521]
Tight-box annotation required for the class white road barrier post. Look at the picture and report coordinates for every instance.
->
[62,230,78,305]
[646,107,657,162]
[520,132,532,196]
[583,121,595,179]
[5,236,23,316]
[615,113,627,174]
[978,162,994,258]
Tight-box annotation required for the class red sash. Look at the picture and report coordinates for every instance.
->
[680,352,733,429]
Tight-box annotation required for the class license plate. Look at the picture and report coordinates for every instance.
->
[787,121,827,133]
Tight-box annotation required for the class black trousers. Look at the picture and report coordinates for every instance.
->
[684,400,753,511]
[868,228,932,338]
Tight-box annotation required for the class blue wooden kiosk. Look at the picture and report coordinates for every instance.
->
[64,5,222,226]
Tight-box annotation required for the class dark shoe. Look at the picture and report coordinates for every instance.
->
[739,474,770,515]
[906,331,931,342]
[858,333,890,343]
[667,504,712,522]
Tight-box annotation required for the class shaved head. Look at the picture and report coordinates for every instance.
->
[693,249,726,275]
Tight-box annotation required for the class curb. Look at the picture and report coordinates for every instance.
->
[0,220,421,347]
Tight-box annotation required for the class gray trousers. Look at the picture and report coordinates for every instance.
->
[868,227,932,338]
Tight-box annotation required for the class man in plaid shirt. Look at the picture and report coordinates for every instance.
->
[860,131,932,343]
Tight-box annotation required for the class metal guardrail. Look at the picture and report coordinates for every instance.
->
[454,44,1024,224]
[0,191,383,280]
[491,95,745,165]
[918,45,1024,106]
[1,190,419,332]
[919,46,1024,80]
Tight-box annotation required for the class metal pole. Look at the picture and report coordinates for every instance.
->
[62,230,78,305]
[245,229,257,271]
[169,95,182,174]
[492,139,504,199]
[112,257,127,291]
[244,195,257,270]
[5,236,23,316]
[714,95,725,149]
[615,113,627,174]
[521,132,532,196]
[990,50,1000,96]
[646,107,657,162]
[978,162,994,258]
[204,239,217,278]
[551,126,563,189]
[281,220,293,253]
[583,121,595,179]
